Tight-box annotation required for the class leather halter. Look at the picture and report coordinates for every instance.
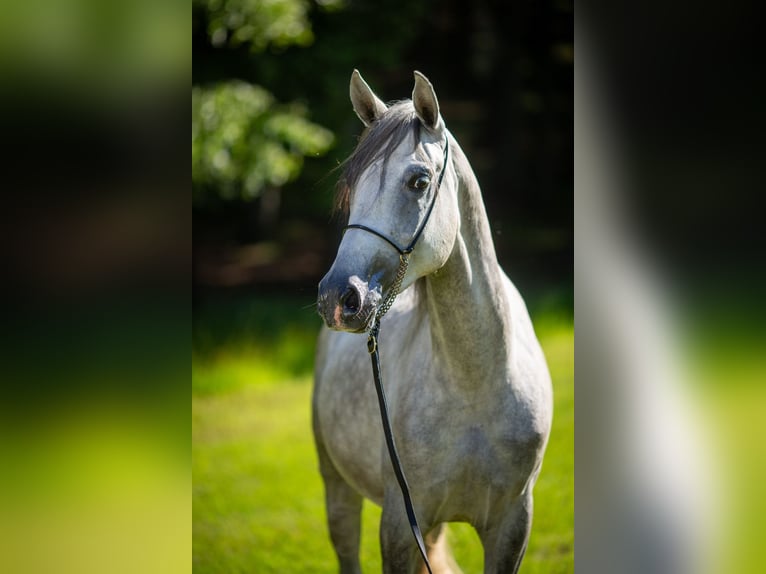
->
[341,136,449,574]
[343,137,450,258]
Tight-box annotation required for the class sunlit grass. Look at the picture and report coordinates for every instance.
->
[193,380,384,573]
[689,323,766,574]
[1,406,189,574]
[192,294,573,573]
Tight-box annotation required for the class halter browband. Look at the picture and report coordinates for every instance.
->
[343,136,450,257]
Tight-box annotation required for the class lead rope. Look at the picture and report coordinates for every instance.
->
[366,253,433,574]
[347,137,449,574]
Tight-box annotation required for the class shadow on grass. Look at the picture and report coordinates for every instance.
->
[193,294,323,394]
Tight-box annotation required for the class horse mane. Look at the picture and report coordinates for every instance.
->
[333,101,421,222]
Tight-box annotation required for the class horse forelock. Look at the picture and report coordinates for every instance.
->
[333,101,421,222]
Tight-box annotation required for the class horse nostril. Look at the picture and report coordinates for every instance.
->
[340,287,361,315]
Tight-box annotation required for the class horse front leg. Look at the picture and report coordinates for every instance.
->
[479,491,533,574]
[324,473,363,574]
[316,438,363,574]
[380,489,433,574]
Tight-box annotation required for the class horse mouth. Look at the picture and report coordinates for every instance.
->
[337,304,376,334]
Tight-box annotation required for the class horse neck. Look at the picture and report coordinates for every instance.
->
[424,138,513,387]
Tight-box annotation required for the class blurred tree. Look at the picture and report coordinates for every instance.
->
[192,0,336,216]
[192,81,333,202]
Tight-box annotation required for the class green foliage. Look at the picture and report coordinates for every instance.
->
[192,0,338,204]
[194,0,343,52]
[192,81,334,202]
[1,0,188,96]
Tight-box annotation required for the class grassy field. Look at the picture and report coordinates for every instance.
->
[193,292,573,573]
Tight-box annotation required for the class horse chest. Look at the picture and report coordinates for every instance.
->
[316,313,547,513]
[398,382,534,492]
[392,390,538,527]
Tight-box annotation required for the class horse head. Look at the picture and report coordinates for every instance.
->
[318,70,458,333]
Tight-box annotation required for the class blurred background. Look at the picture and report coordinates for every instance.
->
[0,0,188,572]
[575,4,766,574]
[10,1,764,573]
[192,0,573,298]
[192,0,573,573]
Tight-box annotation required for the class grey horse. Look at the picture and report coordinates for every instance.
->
[314,70,553,574]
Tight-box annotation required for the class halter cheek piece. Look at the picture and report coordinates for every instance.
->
[340,136,449,574]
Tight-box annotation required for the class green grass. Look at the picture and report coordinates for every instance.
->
[193,294,573,573]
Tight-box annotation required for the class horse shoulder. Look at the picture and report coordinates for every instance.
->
[500,272,554,457]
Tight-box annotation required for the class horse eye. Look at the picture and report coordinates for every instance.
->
[408,174,431,191]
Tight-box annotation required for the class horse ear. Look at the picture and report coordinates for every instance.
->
[412,71,443,131]
[350,69,388,127]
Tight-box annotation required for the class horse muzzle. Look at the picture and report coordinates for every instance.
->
[317,274,381,333]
